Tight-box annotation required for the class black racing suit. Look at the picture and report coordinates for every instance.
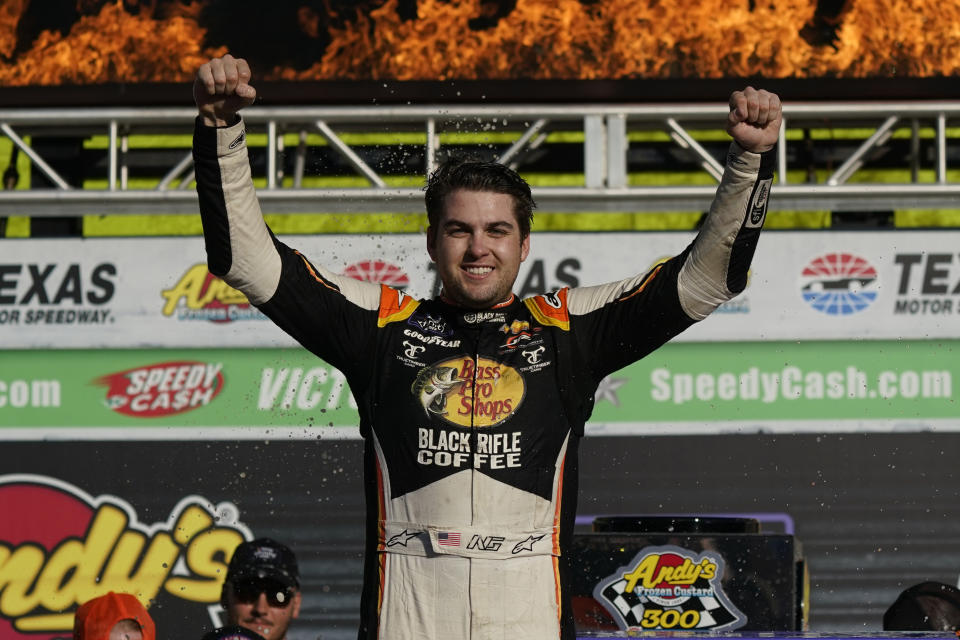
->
[193,117,774,639]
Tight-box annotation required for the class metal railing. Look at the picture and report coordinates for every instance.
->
[1,101,960,216]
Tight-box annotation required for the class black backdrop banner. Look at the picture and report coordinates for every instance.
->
[0,434,957,640]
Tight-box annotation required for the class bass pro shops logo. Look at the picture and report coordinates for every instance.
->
[593,545,745,632]
[411,356,525,427]
[161,265,265,323]
[0,475,253,639]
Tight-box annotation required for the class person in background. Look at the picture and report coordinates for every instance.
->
[73,591,156,640]
[221,538,302,640]
[883,581,960,631]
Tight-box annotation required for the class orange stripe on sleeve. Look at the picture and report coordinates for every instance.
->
[618,262,664,302]
[295,251,341,292]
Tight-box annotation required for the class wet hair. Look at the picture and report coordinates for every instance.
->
[883,581,960,631]
[424,159,536,240]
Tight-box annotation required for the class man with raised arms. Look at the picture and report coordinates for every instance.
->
[192,53,781,640]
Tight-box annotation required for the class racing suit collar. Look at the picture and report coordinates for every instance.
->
[432,294,522,329]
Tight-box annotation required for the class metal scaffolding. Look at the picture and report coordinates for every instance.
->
[1,100,960,217]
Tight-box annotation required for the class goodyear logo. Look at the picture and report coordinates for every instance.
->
[411,356,524,427]
[95,361,223,418]
[161,265,264,323]
[0,474,251,636]
[593,545,745,632]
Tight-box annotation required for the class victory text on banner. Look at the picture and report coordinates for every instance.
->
[2,230,960,349]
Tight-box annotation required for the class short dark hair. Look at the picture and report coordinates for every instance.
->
[424,159,536,239]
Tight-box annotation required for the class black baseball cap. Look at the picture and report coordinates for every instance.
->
[225,538,300,589]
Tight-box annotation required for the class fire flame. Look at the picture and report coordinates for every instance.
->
[0,0,225,85]
[0,0,958,85]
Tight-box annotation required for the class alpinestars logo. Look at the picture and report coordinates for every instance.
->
[593,545,745,632]
[800,253,878,315]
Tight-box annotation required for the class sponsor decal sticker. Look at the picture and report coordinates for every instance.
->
[402,341,426,359]
[416,427,522,469]
[411,356,524,427]
[95,361,224,417]
[463,312,506,324]
[386,530,419,548]
[0,474,252,638]
[800,253,878,315]
[522,346,546,365]
[438,531,461,547]
[512,534,545,554]
[228,130,245,149]
[402,328,461,349]
[467,535,505,551]
[408,313,451,337]
[161,265,264,323]
[747,179,771,227]
[498,320,544,351]
[594,545,746,632]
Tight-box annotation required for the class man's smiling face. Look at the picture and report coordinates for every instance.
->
[427,189,530,309]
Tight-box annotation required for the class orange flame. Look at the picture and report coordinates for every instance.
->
[0,0,28,59]
[1,0,958,86]
[0,0,225,85]
[289,0,824,81]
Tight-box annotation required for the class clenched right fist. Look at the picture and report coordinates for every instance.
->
[194,54,257,127]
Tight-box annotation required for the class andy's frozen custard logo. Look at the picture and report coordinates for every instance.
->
[593,545,746,632]
[0,475,252,639]
[161,265,263,323]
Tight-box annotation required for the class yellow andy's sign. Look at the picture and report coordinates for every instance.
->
[0,475,252,636]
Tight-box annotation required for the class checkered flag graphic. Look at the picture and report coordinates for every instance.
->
[599,573,740,630]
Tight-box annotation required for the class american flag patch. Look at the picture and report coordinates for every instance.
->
[438,531,460,546]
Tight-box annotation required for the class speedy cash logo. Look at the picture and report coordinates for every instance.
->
[95,361,223,417]
[161,265,264,323]
[411,356,524,427]
[0,474,252,639]
[593,545,745,632]
[800,252,878,315]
